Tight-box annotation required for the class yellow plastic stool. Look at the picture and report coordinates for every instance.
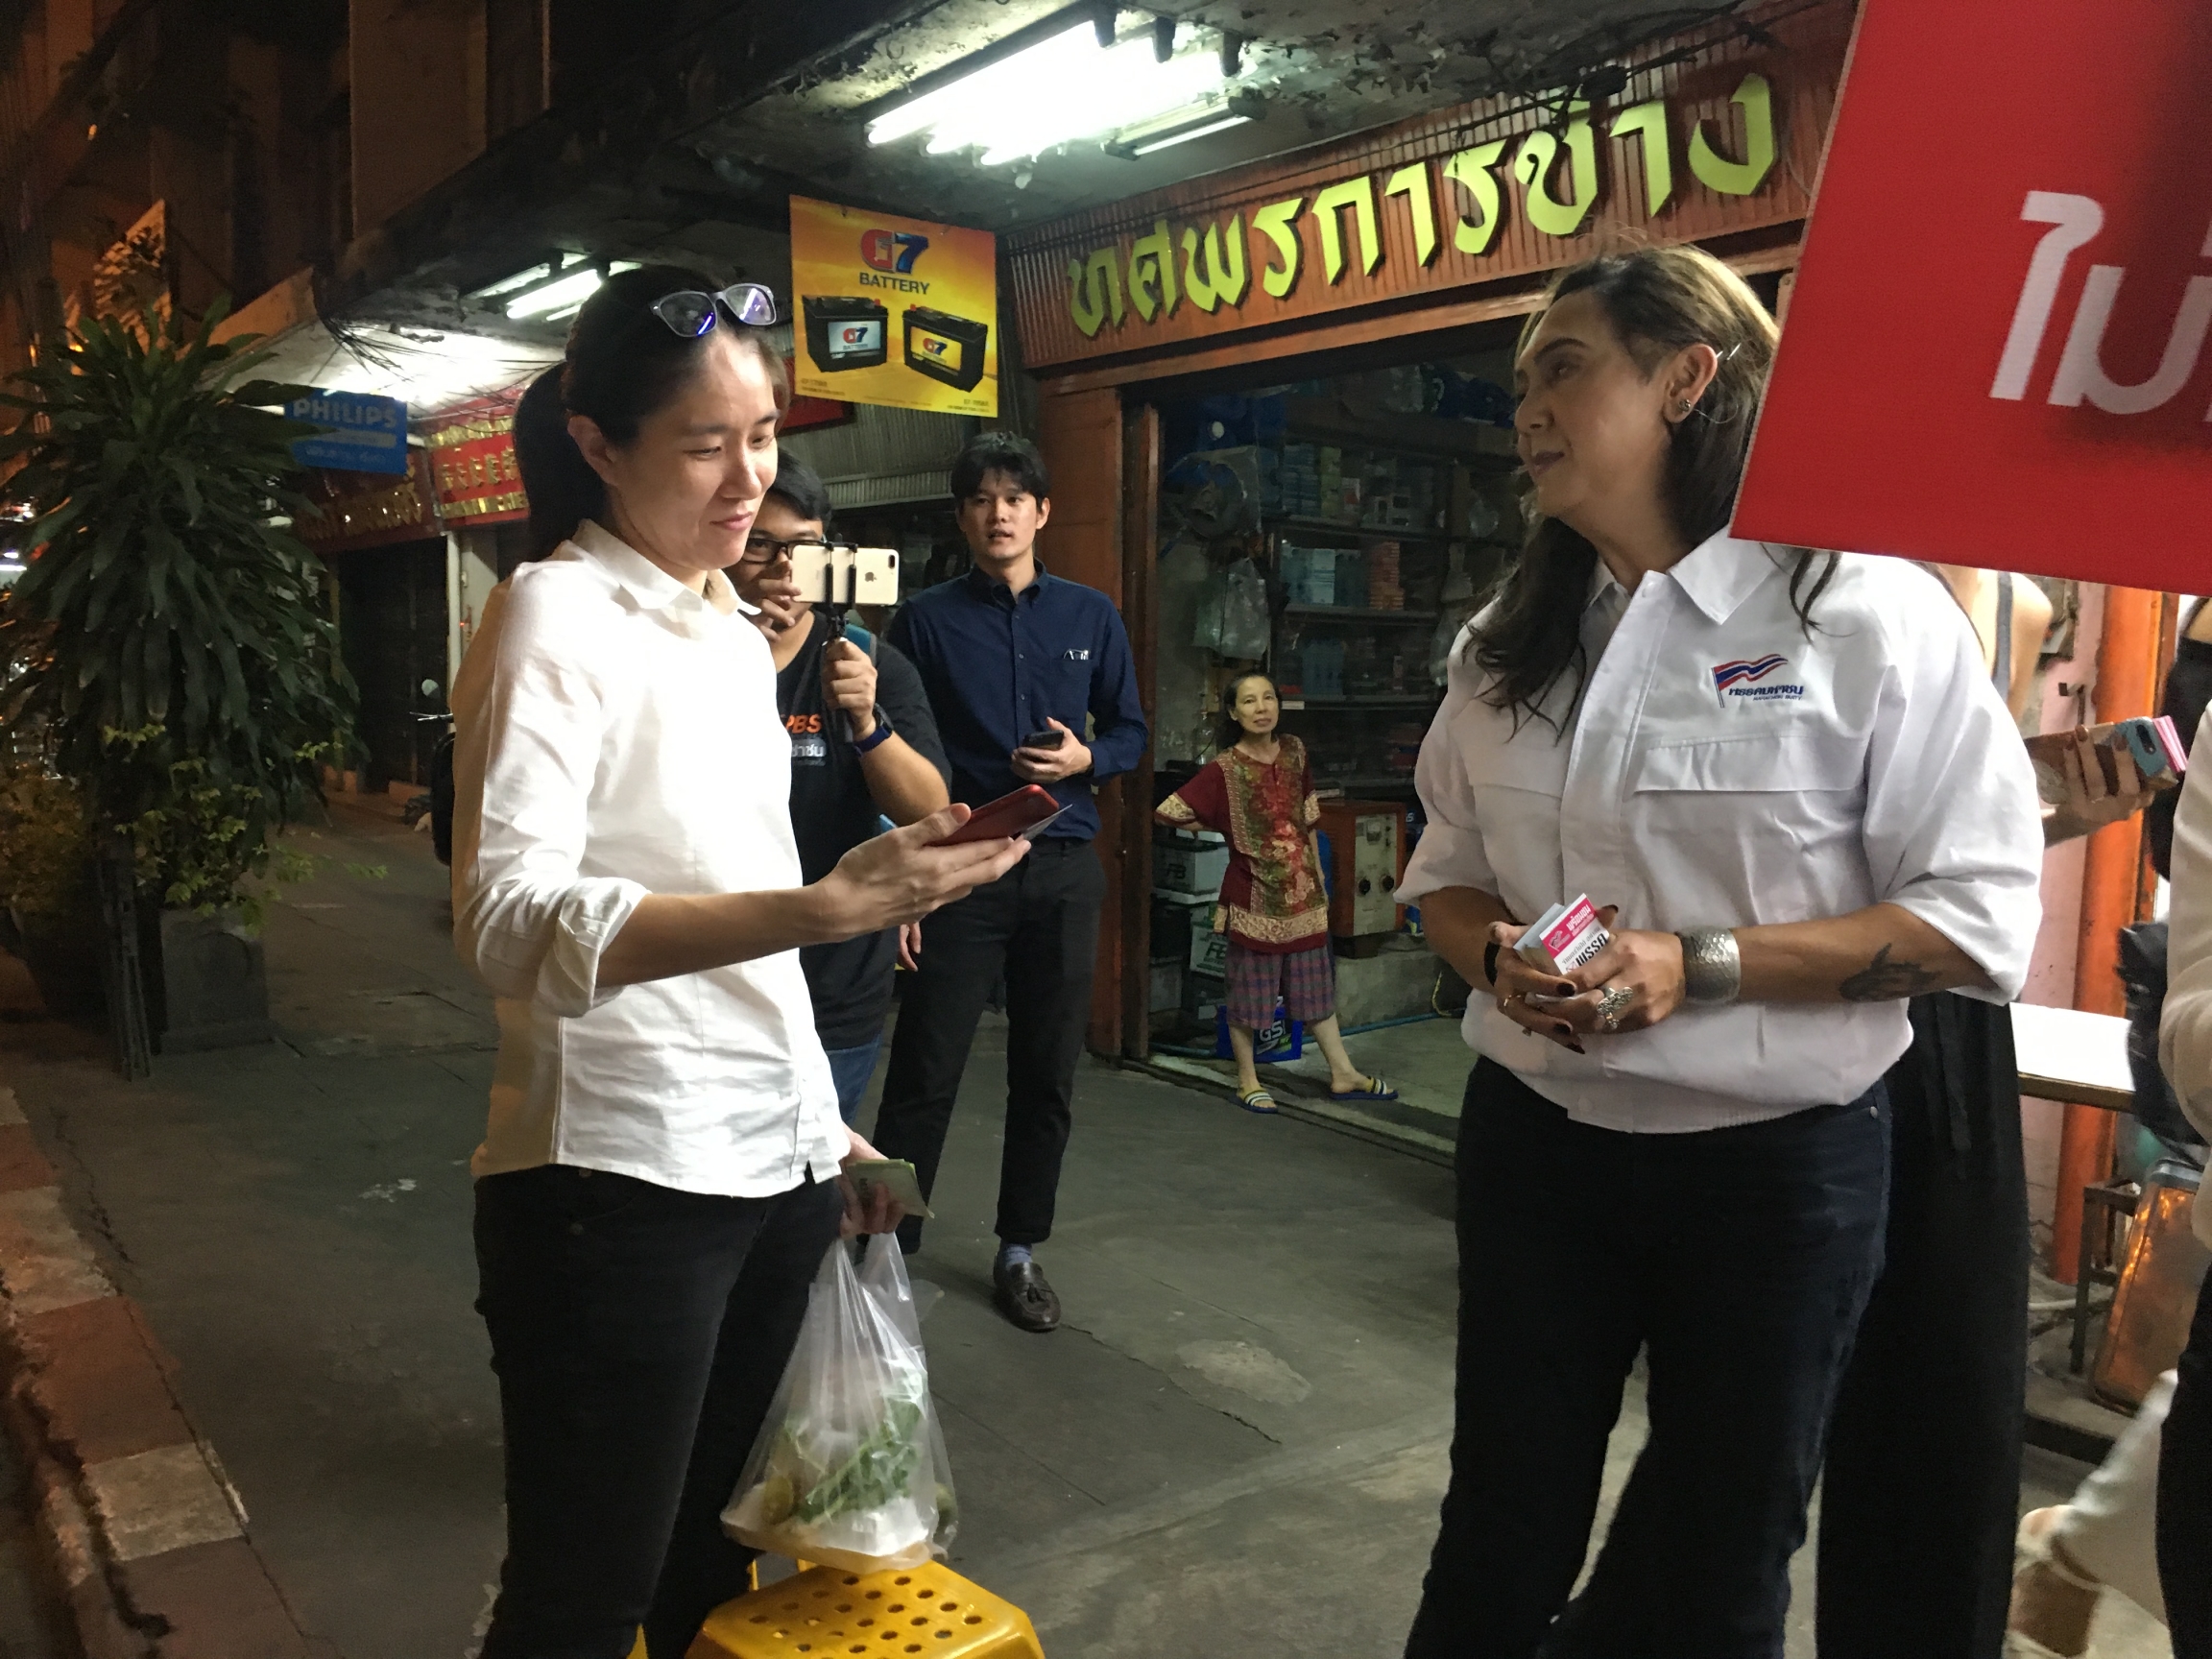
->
[686,1562,1044,1659]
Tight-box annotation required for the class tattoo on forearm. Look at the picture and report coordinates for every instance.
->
[1839,944,1943,1002]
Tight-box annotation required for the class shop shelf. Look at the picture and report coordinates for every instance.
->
[1281,397,1523,469]
[1267,515,1461,545]
[1283,605,1441,623]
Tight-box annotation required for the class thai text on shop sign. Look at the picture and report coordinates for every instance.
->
[1003,1,1848,370]
[1065,75,1777,340]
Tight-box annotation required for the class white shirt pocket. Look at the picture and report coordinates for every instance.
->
[1628,729,1869,927]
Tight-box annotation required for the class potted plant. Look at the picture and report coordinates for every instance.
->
[0,303,354,1051]
[0,762,101,1018]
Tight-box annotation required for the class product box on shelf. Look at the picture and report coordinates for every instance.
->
[1190,925,1230,978]
[1155,839,1230,895]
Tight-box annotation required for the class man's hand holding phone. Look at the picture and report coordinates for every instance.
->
[1012,716,1092,783]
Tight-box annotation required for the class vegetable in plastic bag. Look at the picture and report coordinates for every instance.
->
[722,1238,956,1574]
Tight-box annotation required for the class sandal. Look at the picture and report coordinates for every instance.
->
[1331,1075,1399,1102]
[1236,1087,1278,1114]
[2006,1507,2101,1659]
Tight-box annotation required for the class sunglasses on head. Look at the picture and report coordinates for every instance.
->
[649,282,780,338]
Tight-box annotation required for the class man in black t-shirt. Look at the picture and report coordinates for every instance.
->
[734,453,950,1121]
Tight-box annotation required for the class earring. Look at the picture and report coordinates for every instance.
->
[1677,398,1694,412]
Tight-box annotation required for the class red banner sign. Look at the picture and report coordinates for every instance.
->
[1734,1,2212,589]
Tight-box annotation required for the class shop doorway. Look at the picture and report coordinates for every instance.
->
[1125,322,1527,1126]
[334,539,449,793]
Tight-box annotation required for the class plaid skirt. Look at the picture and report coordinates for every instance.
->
[1224,940,1335,1030]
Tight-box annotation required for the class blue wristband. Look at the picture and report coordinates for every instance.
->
[852,710,895,754]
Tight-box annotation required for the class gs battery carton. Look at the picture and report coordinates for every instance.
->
[802,296,888,373]
[902,305,989,392]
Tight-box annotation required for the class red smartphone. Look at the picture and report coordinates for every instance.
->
[930,784,1067,846]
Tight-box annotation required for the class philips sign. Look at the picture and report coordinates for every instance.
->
[287,390,409,476]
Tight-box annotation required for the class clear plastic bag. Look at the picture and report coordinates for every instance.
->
[722,1238,956,1574]
[1217,557,1270,661]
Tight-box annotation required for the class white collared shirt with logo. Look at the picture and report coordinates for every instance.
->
[449,519,845,1194]
[1400,533,2044,1133]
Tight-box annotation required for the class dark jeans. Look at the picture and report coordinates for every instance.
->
[2160,1279,2212,1656]
[824,1036,883,1126]
[872,836,1105,1250]
[1406,1059,1889,1659]
[474,1165,842,1659]
[1818,992,2028,1659]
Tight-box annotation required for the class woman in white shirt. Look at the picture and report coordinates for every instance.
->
[1397,245,2043,1658]
[451,266,1026,1659]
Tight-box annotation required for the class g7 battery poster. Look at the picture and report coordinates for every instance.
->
[789,195,998,418]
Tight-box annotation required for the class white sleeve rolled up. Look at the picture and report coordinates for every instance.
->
[1857,602,2045,1001]
[1401,641,1502,906]
[450,573,647,1019]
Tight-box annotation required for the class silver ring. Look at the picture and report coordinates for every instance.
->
[1596,985,1635,1032]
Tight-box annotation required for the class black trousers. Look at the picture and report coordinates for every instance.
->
[2160,1279,2212,1655]
[1816,993,2028,1659]
[1406,1060,1888,1659]
[474,1165,842,1659]
[873,836,1105,1250]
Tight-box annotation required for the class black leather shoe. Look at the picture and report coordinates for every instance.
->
[994,1260,1061,1333]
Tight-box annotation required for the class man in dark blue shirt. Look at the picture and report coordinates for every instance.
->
[878,432,1148,1333]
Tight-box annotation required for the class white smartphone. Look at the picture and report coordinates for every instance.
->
[853,546,900,605]
[787,541,849,605]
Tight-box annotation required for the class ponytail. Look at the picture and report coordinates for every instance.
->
[510,263,791,560]
[514,365,602,559]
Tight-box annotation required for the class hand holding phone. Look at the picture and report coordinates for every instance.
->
[1012,717,1089,784]
[821,802,1031,937]
[844,1158,933,1219]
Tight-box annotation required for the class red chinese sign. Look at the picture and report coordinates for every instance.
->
[427,409,527,525]
[1735,0,2212,588]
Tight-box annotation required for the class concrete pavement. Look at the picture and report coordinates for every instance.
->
[0,800,2174,1658]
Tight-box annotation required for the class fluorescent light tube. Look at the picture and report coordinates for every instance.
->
[868,20,1233,166]
[507,268,606,319]
[1127,112,1252,156]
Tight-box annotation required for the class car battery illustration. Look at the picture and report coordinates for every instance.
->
[802,297,888,373]
[902,306,990,392]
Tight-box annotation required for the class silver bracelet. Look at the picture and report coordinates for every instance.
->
[1677,928,1742,1005]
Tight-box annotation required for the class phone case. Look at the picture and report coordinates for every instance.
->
[930,785,1064,845]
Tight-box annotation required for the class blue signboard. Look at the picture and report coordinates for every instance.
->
[286,390,409,475]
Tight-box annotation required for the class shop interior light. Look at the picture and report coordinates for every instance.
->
[467,262,556,301]
[507,265,611,320]
[1127,114,1251,156]
[866,20,1234,166]
[1108,92,1263,158]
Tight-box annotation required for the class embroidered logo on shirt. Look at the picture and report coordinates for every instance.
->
[1712,654,1804,701]
[790,734,829,763]
[1065,647,1091,661]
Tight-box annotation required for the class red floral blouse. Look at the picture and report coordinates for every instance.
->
[1154,736,1329,953]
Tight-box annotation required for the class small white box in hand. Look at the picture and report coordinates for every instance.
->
[1516,896,1611,977]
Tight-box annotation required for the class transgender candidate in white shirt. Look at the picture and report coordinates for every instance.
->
[452,267,1025,1659]
[1396,247,2043,1659]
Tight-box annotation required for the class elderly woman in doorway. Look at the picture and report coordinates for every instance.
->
[451,266,1027,1659]
[1154,670,1394,1112]
[1396,244,2045,1659]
